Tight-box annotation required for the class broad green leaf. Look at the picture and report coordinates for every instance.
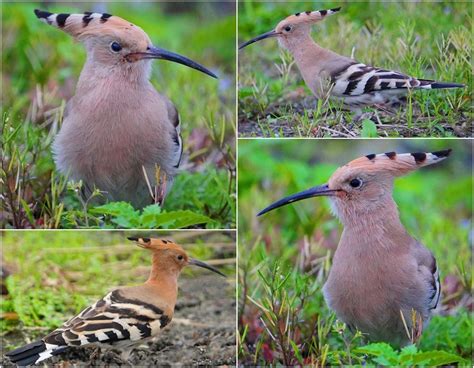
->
[143,210,213,229]
[140,204,162,227]
[356,343,398,365]
[360,119,378,138]
[90,202,140,228]
[413,350,466,366]
[90,202,138,217]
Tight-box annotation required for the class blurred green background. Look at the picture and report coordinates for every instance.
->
[238,139,472,365]
[2,2,236,229]
[238,1,472,137]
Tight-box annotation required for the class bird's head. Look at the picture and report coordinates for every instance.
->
[239,8,340,52]
[128,237,225,277]
[257,149,452,224]
[34,9,217,80]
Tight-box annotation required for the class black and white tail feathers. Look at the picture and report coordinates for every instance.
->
[5,340,68,366]
[329,61,464,109]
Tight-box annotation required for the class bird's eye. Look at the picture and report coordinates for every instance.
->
[349,178,362,188]
[177,255,184,261]
[110,41,122,52]
[284,25,292,32]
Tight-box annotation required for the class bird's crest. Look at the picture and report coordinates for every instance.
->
[128,237,184,252]
[34,9,150,45]
[280,7,341,25]
[335,149,452,178]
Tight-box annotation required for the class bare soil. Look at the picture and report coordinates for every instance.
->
[1,274,235,367]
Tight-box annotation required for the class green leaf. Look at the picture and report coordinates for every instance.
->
[412,350,466,366]
[360,119,379,137]
[20,199,35,226]
[90,202,138,217]
[289,340,304,364]
[356,343,398,365]
[140,204,162,227]
[398,344,418,365]
[142,210,213,229]
[239,87,255,98]
[90,202,140,228]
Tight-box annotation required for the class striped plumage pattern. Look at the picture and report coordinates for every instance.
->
[34,9,112,28]
[6,288,170,366]
[339,149,452,178]
[362,149,452,165]
[330,62,464,109]
[283,7,341,24]
[429,258,441,311]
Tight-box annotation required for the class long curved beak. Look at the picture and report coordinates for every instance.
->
[239,30,280,50]
[189,258,226,277]
[129,46,217,79]
[257,184,338,216]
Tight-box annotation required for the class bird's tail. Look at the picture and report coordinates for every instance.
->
[5,340,69,366]
[418,79,465,89]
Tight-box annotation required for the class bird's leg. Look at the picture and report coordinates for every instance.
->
[119,349,133,363]
[352,109,377,125]
[153,165,167,206]
[349,108,364,123]
[156,173,167,207]
[90,347,101,364]
[154,164,161,205]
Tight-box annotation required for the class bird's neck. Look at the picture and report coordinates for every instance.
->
[146,265,179,303]
[77,58,152,91]
[148,256,181,282]
[337,197,412,252]
[286,36,331,69]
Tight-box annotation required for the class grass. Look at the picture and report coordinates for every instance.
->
[238,1,472,137]
[1,3,236,229]
[238,139,473,366]
[1,230,236,340]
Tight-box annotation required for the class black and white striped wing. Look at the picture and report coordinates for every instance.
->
[428,258,441,311]
[44,289,170,348]
[331,62,418,97]
[165,98,183,169]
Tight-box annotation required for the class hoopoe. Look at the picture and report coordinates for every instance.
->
[258,149,450,346]
[34,9,217,208]
[239,8,464,114]
[5,237,225,366]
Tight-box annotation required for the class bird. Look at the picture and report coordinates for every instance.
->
[34,9,217,208]
[257,149,451,346]
[239,8,464,115]
[5,237,225,366]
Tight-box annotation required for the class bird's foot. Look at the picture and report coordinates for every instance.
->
[89,347,102,365]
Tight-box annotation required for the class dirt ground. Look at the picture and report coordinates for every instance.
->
[1,274,235,367]
[238,94,472,138]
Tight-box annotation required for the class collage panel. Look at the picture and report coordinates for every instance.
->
[238,139,472,365]
[238,2,470,138]
[1,230,236,366]
[2,2,236,230]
